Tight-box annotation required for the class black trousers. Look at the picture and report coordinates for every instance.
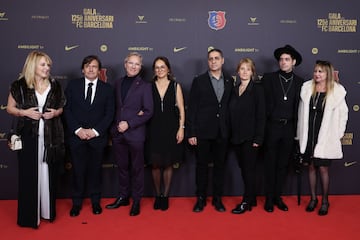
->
[195,138,228,197]
[233,141,258,203]
[70,143,104,206]
[264,122,294,200]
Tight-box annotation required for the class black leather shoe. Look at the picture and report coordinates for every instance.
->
[232,202,252,214]
[318,202,329,216]
[212,197,226,212]
[105,197,130,209]
[160,195,169,211]
[130,201,140,216]
[70,205,81,217]
[193,197,206,212]
[274,198,288,211]
[264,199,274,212]
[92,203,102,215]
[154,196,161,210]
[306,198,318,212]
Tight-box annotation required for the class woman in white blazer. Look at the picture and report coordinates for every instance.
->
[297,60,348,216]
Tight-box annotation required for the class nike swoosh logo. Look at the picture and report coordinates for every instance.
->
[0,105,7,110]
[173,47,187,53]
[344,161,357,167]
[65,45,80,51]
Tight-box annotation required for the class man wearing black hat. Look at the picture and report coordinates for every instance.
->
[262,45,304,212]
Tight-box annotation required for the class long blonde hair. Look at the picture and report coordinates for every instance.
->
[312,60,336,97]
[19,51,52,88]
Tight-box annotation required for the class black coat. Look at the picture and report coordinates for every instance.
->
[64,77,115,148]
[10,77,66,152]
[229,80,266,145]
[187,71,232,139]
[262,70,304,131]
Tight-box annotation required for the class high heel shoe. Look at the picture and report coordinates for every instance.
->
[161,195,169,211]
[231,202,252,214]
[153,196,161,210]
[305,198,318,212]
[318,202,329,216]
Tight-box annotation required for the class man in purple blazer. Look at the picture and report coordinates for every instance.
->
[105,52,153,216]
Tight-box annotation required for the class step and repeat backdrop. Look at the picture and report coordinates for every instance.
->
[0,0,359,198]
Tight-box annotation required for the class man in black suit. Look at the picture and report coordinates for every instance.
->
[262,45,304,212]
[64,55,115,217]
[187,48,232,212]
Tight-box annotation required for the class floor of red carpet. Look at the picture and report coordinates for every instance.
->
[1,196,359,240]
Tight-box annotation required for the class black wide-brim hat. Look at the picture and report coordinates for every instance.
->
[274,44,302,66]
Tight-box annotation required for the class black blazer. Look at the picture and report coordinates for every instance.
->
[64,77,115,148]
[229,80,266,145]
[262,70,304,129]
[187,71,232,139]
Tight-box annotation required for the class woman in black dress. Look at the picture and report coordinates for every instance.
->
[297,60,348,215]
[146,56,185,210]
[6,51,65,228]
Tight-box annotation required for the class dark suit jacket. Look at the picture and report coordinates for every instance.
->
[262,70,303,131]
[64,77,115,148]
[187,71,232,139]
[229,80,266,145]
[111,75,153,142]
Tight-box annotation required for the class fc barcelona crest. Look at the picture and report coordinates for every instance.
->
[208,11,227,30]
[99,68,108,82]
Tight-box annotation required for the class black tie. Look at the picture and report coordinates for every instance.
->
[86,82,93,104]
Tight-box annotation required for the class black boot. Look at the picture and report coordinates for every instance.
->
[161,195,169,211]
[153,196,161,210]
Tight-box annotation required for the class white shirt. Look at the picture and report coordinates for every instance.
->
[85,78,98,104]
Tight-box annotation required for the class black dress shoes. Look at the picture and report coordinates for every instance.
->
[130,201,140,216]
[264,199,274,212]
[105,197,130,209]
[193,196,206,212]
[231,202,252,214]
[212,197,226,212]
[318,202,329,216]
[92,203,102,215]
[306,198,318,212]
[274,198,288,211]
[70,205,81,217]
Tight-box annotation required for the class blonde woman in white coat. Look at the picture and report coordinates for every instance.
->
[297,60,348,216]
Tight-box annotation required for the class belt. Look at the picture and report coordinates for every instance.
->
[271,118,293,125]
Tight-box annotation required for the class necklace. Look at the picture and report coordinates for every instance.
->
[278,74,293,101]
[280,74,293,83]
[155,79,170,112]
[35,80,50,93]
[312,92,323,110]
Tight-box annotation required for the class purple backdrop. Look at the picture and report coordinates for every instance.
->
[1,0,359,199]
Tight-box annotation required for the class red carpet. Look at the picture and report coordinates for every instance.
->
[2,196,359,240]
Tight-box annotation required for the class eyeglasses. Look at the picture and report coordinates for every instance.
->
[154,65,167,71]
